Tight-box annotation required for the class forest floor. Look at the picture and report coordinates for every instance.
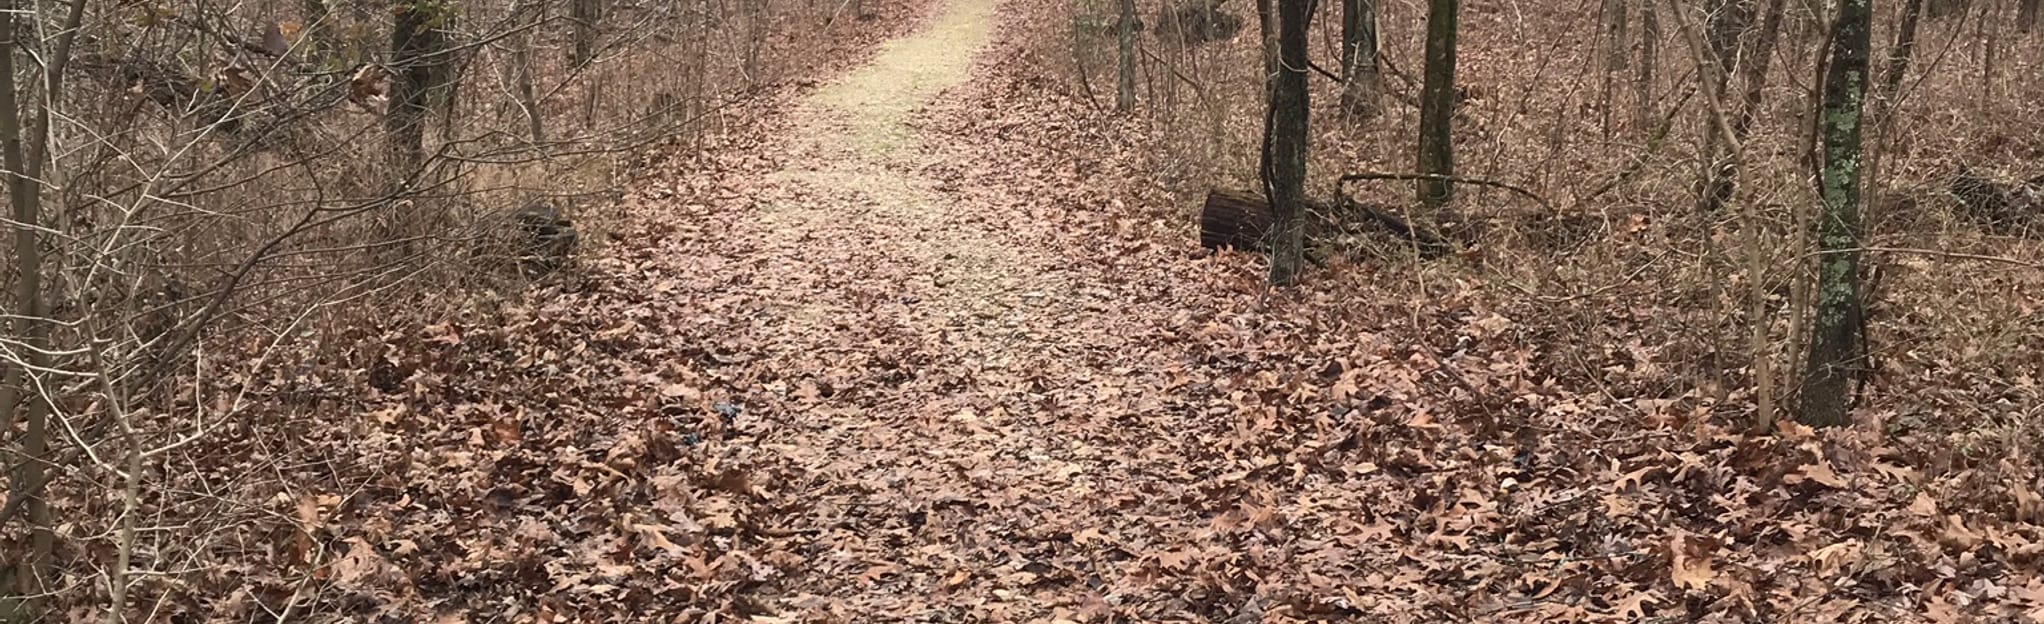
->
[239,0,2044,621]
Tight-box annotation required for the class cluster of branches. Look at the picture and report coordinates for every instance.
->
[0,0,826,617]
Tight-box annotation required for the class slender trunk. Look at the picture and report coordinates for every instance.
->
[1979,0,1998,110]
[1261,0,1311,285]
[1701,0,1788,213]
[1696,0,1750,213]
[515,0,545,145]
[1635,0,1659,133]
[1117,0,1138,111]
[1340,0,1381,118]
[2021,0,2040,31]
[0,0,55,618]
[573,0,600,67]
[1417,0,1459,210]
[1605,0,1631,70]
[1882,0,1925,97]
[1799,0,1871,428]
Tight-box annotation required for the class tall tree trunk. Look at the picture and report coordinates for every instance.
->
[0,0,54,618]
[1635,0,1659,133]
[386,0,446,246]
[1417,0,1458,210]
[2021,0,2040,31]
[1604,0,1631,69]
[1799,0,1871,428]
[1882,0,1925,97]
[514,0,545,145]
[1340,0,1381,118]
[1117,0,1138,111]
[1261,0,1311,285]
[572,0,600,68]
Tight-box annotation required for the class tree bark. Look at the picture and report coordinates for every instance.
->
[1799,0,1871,428]
[1882,0,1925,97]
[0,0,55,617]
[1634,0,1658,133]
[1118,0,1138,111]
[1604,0,1630,70]
[1417,0,1458,210]
[386,0,449,246]
[514,0,545,145]
[1340,0,1381,118]
[1260,0,1312,285]
[572,0,600,67]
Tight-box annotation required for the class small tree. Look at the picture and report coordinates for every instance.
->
[1800,0,1872,427]
[1416,0,1458,210]
[1260,0,1312,285]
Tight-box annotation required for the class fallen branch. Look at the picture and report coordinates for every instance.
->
[1337,172,1553,212]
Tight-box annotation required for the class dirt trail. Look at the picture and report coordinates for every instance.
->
[763,0,1075,375]
[732,0,1154,614]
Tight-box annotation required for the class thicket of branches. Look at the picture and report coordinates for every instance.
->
[1056,0,2043,429]
[0,0,851,616]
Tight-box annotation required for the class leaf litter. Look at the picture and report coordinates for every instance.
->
[170,0,2044,620]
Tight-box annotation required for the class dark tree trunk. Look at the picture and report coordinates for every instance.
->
[2022,0,2041,32]
[1800,0,1872,428]
[0,0,54,616]
[1634,0,1658,133]
[1340,0,1381,118]
[1883,0,1926,96]
[387,1,441,179]
[1417,0,1458,210]
[1261,0,1312,285]
[572,0,600,67]
[1118,0,1138,111]
[386,0,449,246]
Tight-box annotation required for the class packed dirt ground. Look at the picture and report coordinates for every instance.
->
[107,0,2044,621]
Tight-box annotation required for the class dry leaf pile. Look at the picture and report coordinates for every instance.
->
[113,0,2043,621]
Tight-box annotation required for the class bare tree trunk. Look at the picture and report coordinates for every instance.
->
[573,0,601,68]
[0,0,54,617]
[1883,0,1926,96]
[1118,0,1138,111]
[386,0,448,247]
[1260,0,1311,285]
[1635,0,1659,133]
[1417,0,1458,210]
[514,0,546,145]
[2021,0,2040,31]
[1340,0,1381,118]
[1799,0,1871,428]
[1604,0,1631,69]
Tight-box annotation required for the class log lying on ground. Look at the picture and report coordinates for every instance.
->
[1199,188,1452,258]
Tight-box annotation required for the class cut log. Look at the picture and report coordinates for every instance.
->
[1199,187,1453,258]
[1200,188,1274,251]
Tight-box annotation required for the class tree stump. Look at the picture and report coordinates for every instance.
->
[1199,188,1274,251]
